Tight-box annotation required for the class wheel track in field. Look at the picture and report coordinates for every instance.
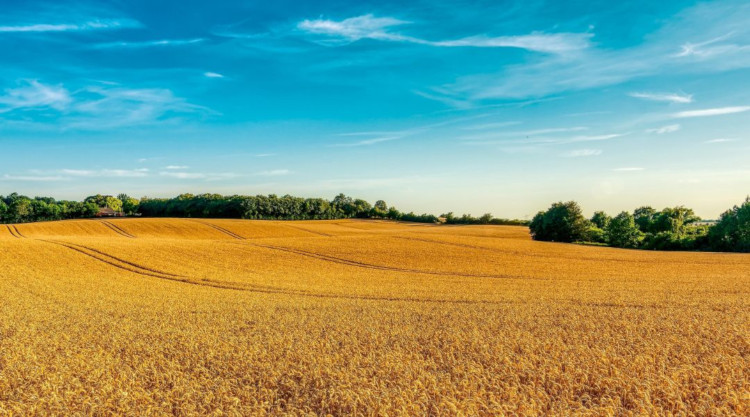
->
[247,242,542,281]
[394,235,732,266]
[95,220,136,238]
[6,225,20,238]
[192,220,246,240]
[42,240,189,279]
[6,225,25,238]
[283,224,332,237]
[35,238,527,305]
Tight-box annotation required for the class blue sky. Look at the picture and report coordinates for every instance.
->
[1,0,748,218]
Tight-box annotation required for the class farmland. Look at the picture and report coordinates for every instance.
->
[0,218,748,415]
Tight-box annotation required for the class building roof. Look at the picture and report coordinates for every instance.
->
[98,207,117,214]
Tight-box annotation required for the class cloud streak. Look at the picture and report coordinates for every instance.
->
[672,106,750,118]
[561,149,602,157]
[90,38,204,49]
[0,19,141,33]
[646,124,681,134]
[629,92,693,103]
[297,14,591,54]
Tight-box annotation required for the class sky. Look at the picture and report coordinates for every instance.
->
[1,0,749,219]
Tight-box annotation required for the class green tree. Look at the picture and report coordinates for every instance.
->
[117,194,139,215]
[633,206,657,233]
[85,194,123,212]
[0,200,8,222]
[606,211,643,248]
[529,201,589,242]
[653,206,700,235]
[591,211,611,229]
[709,197,750,252]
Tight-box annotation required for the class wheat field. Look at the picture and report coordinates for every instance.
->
[0,218,747,415]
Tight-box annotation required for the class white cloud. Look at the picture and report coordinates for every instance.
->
[0,19,140,33]
[673,32,748,59]
[629,92,693,103]
[462,121,521,131]
[613,167,645,171]
[0,80,71,112]
[567,133,625,142]
[704,138,737,143]
[164,165,188,170]
[256,169,291,176]
[646,124,681,134]
[672,106,750,118]
[297,14,412,44]
[331,136,401,147]
[433,32,593,54]
[297,14,591,54]
[561,149,602,157]
[433,2,750,101]
[159,171,240,180]
[204,72,225,78]
[60,168,149,177]
[1,174,67,181]
[67,85,212,129]
[160,172,206,179]
[91,38,204,49]
[0,80,211,129]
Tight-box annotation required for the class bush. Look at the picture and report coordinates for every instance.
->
[529,201,589,242]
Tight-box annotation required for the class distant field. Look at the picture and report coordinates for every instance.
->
[1,218,748,415]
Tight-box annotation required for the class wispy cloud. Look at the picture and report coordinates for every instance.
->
[164,165,189,170]
[0,80,71,112]
[433,32,593,54]
[297,14,412,44]
[330,136,401,147]
[90,38,204,49]
[431,2,750,101]
[704,138,738,144]
[613,167,645,172]
[159,171,240,180]
[566,133,625,143]
[561,149,602,157]
[297,14,591,54]
[673,32,748,59]
[0,19,140,33]
[461,121,521,131]
[60,168,149,178]
[255,169,291,176]
[159,172,206,179]
[204,72,225,78]
[0,80,213,129]
[629,92,693,103]
[1,174,67,181]
[646,124,681,134]
[671,106,750,118]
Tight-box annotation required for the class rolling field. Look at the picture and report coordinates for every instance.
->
[0,218,748,415]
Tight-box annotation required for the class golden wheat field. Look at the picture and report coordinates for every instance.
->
[0,218,748,416]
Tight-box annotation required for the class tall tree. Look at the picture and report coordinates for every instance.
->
[529,201,589,242]
[606,211,643,248]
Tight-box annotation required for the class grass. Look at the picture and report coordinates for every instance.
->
[1,218,748,415]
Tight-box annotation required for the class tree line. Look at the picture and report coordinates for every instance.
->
[529,198,750,252]
[0,192,527,226]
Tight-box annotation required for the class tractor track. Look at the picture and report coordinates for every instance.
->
[98,220,136,238]
[247,242,540,281]
[6,225,25,238]
[283,224,332,237]
[193,220,246,240]
[394,235,726,266]
[34,238,525,305]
